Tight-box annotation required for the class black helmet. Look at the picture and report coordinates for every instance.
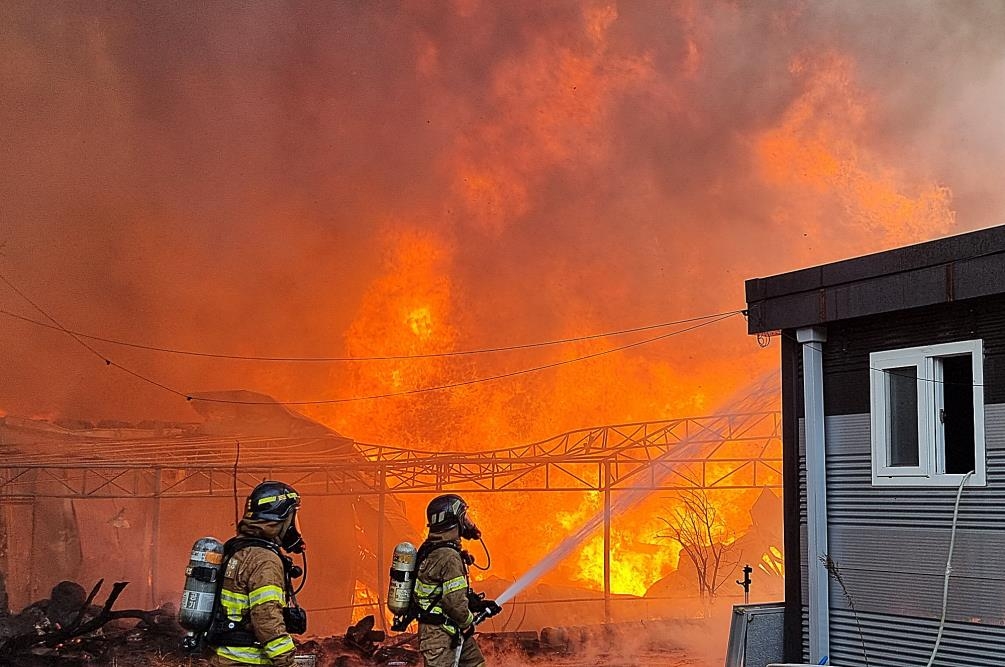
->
[426,494,481,540]
[245,481,301,522]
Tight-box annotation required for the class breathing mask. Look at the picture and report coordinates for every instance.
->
[281,512,306,554]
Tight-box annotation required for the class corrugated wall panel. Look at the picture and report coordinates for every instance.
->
[829,609,1005,667]
[796,405,1005,662]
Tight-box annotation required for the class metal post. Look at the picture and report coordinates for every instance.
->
[151,468,162,607]
[603,461,611,625]
[29,496,38,601]
[376,468,387,632]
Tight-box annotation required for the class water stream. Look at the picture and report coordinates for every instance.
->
[496,373,778,606]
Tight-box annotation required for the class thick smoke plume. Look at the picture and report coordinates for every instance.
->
[3,1,1003,423]
[2,0,1004,602]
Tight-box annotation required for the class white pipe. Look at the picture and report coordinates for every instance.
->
[924,470,973,667]
[797,326,830,663]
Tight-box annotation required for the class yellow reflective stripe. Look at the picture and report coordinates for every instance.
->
[215,645,271,665]
[264,634,295,658]
[442,575,468,594]
[248,585,285,607]
[413,580,440,596]
[220,589,249,619]
[256,492,299,506]
[462,610,474,627]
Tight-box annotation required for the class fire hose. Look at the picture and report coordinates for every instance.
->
[450,607,502,667]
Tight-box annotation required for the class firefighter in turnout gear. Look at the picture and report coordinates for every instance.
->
[209,481,307,666]
[414,494,501,667]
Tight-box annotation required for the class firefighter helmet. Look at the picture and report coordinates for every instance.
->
[245,481,301,522]
[426,494,481,539]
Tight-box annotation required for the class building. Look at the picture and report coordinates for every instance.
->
[745,226,1005,666]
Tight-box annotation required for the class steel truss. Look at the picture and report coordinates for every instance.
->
[0,411,781,499]
[0,411,781,623]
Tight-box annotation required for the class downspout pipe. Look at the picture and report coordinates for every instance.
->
[798,326,830,662]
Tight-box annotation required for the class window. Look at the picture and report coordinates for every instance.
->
[870,339,985,487]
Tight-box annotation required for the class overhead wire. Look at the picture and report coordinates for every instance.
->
[187,313,739,405]
[0,273,190,401]
[0,306,742,362]
[771,329,986,388]
[0,272,742,406]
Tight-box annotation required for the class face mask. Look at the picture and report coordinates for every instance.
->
[459,513,481,541]
[282,513,306,554]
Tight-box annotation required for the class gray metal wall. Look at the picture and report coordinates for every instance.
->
[796,405,1005,666]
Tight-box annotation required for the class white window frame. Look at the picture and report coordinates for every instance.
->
[870,339,985,487]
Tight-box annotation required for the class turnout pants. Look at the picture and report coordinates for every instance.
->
[419,624,486,667]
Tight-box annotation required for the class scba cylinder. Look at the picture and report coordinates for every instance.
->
[179,536,225,631]
[386,541,417,616]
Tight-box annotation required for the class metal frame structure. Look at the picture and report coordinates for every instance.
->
[0,410,782,622]
[0,411,781,498]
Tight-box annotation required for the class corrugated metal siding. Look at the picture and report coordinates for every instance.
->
[829,609,1005,667]
[796,405,1005,663]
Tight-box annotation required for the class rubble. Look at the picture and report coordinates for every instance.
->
[0,579,180,666]
[0,582,702,667]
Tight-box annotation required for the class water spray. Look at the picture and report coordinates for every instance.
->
[496,373,778,607]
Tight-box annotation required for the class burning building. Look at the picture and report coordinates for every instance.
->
[0,384,783,639]
[2,1,1005,663]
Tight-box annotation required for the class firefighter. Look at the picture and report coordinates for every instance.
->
[209,481,307,667]
[414,494,501,667]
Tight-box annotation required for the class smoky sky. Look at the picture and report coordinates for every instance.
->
[2,0,1004,431]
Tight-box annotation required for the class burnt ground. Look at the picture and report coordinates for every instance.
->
[0,626,723,667]
[0,618,723,667]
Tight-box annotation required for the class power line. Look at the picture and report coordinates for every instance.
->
[0,272,741,405]
[774,331,986,388]
[0,306,741,362]
[0,273,191,401]
[192,313,740,405]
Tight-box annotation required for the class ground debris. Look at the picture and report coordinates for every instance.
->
[0,584,702,667]
[0,579,180,667]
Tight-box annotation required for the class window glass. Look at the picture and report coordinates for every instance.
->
[887,367,919,467]
[942,355,975,474]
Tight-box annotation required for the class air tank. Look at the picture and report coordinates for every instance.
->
[178,536,225,632]
[386,541,418,616]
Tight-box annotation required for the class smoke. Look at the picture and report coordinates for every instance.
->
[4,0,1002,636]
[2,1,1003,422]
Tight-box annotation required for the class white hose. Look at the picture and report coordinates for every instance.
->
[924,470,973,667]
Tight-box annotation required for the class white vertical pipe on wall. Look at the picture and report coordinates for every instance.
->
[798,326,830,662]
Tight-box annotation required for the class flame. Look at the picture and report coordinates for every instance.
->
[3,0,982,619]
[351,581,381,625]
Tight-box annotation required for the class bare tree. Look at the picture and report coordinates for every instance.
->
[656,488,740,606]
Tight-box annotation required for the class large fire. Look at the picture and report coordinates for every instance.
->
[0,0,990,626]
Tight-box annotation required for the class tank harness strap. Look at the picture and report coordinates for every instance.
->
[412,541,470,631]
[208,537,291,648]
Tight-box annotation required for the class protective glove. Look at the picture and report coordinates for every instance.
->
[480,600,502,618]
[467,591,502,617]
[466,590,488,612]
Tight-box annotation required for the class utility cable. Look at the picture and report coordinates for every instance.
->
[184,313,735,405]
[0,272,740,406]
[0,273,190,401]
[773,331,986,389]
[925,470,973,667]
[0,306,742,362]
